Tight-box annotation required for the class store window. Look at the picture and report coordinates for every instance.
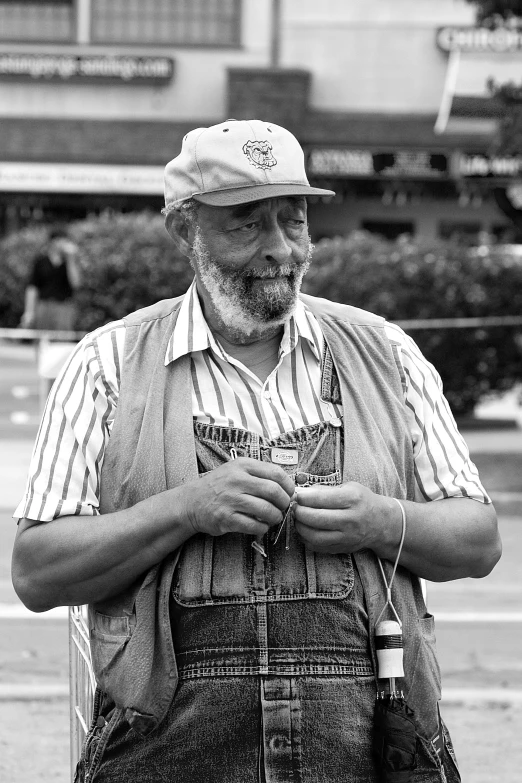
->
[361,220,415,240]
[438,221,482,244]
[0,0,74,42]
[91,0,241,46]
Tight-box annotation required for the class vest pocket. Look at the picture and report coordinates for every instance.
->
[89,611,134,689]
[404,613,442,740]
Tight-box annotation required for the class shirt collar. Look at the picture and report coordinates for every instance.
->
[165,280,322,365]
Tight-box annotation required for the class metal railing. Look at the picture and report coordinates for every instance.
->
[395,315,522,331]
[0,327,86,342]
[69,606,96,777]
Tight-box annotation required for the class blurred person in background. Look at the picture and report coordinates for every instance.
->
[12,120,501,782]
[19,227,81,332]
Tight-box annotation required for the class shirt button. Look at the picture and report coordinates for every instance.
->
[263,390,271,400]
[296,472,308,485]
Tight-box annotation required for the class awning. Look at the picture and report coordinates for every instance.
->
[435,51,522,135]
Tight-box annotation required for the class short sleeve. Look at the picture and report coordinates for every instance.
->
[13,321,125,521]
[385,322,491,505]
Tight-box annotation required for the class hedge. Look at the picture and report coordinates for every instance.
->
[304,232,522,415]
[1,214,521,415]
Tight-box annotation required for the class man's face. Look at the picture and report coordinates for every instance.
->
[188,197,313,335]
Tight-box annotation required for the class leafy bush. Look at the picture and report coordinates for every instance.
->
[0,224,49,328]
[69,212,194,332]
[465,0,522,24]
[303,232,522,415]
[1,215,521,415]
[0,212,194,332]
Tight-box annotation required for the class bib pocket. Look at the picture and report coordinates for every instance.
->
[175,421,350,607]
[172,534,355,607]
[172,468,354,607]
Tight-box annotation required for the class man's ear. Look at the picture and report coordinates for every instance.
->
[165,211,193,257]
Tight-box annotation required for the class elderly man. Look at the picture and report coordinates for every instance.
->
[12,120,500,783]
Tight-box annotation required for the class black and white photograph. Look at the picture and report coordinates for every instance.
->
[0,1,521,781]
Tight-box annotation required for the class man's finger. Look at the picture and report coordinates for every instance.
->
[243,497,285,527]
[294,507,347,531]
[294,522,344,547]
[231,457,295,497]
[294,484,359,510]
[233,514,271,538]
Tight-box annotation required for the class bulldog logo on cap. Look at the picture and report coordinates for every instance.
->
[242,140,277,170]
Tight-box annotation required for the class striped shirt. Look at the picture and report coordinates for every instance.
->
[14,282,490,522]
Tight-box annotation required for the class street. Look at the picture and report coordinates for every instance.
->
[0,340,521,782]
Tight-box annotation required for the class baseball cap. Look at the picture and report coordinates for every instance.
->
[164,119,335,208]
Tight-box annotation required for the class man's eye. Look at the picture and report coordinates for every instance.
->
[237,222,258,232]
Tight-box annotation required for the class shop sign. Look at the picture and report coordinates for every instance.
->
[436,26,522,53]
[455,153,522,178]
[307,148,448,178]
[0,163,164,194]
[0,53,174,84]
[373,151,447,178]
[307,149,374,177]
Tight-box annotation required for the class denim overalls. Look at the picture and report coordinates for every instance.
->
[92,419,380,782]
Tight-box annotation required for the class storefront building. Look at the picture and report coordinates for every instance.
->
[0,0,521,241]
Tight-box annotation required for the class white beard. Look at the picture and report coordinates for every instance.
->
[191,228,313,339]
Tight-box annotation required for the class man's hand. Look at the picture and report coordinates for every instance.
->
[293,482,501,582]
[293,481,392,554]
[181,457,295,539]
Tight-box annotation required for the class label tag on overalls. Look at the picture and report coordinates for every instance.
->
[270,448,299,465]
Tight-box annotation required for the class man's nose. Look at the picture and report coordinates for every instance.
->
[261,224,292,265]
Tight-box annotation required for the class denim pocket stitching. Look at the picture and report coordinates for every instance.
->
[297,469,341,485]
[85,707,124,782]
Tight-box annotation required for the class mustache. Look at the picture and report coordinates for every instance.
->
[242,263,302,280]
[190,227,314,283]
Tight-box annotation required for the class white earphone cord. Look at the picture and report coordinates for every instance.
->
[376,498,407,628]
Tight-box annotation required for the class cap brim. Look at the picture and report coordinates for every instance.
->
[193,183,335,207]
